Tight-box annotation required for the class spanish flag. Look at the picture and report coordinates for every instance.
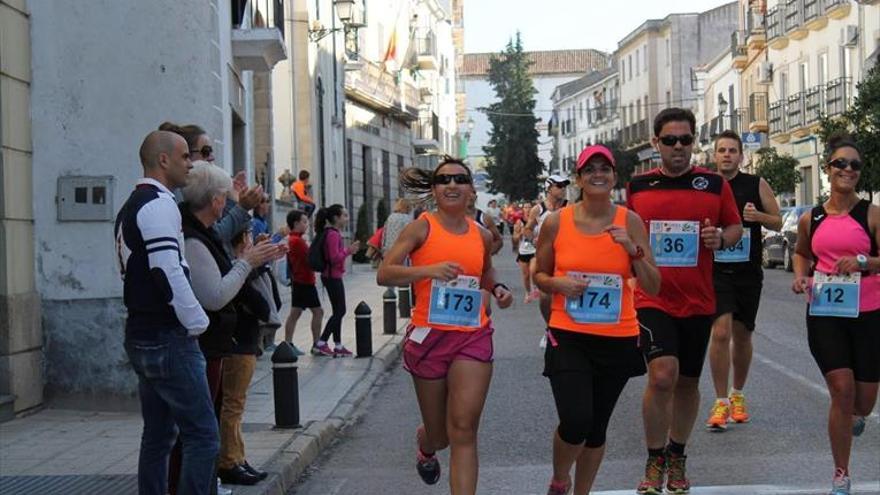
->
[382,29,398,67]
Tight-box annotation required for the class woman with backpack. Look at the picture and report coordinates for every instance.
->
[312,204,361,357]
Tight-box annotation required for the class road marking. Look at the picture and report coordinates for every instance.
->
[754,351,880,423]
[591,481,880,494]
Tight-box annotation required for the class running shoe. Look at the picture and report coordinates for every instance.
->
[312,343,334,357]
[705,399,730,432]
[666,453,690,494]
[289,344,305,356]
[333,346,353,357]
[545,479,571,495]
[830,467,851,495]
[528,288,541,302]
[415,425,440,485]
[852,415,866,437]
[729,392,750,423]
[636,454,665,494]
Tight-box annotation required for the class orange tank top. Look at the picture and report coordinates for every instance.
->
[548,205,638,337]
[411,213,489,331]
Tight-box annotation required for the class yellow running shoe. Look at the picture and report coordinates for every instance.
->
[729,392,751,423]
[705,399,729,432]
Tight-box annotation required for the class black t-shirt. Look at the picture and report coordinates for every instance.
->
[717,172,763,270]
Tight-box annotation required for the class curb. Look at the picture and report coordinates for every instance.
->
[239,328,406,495]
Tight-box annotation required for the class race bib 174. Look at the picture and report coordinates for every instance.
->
[565,272,623,324]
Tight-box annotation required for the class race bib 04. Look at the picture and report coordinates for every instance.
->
[714,230,751,263]
[650,220,699,267]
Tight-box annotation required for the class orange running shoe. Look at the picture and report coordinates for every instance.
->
[705,399,729,432]
[729,392,750,423]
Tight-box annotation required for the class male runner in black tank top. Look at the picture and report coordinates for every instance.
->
[705,130,783,432]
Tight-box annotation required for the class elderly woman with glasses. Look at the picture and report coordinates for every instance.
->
[168,162,286,491]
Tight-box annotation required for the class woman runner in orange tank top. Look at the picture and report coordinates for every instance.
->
[377,157,513,495]
[534,145,661,495]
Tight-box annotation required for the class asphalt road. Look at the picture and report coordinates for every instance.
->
[288,250,880,495]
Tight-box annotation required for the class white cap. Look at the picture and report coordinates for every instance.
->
[546,174,570,185]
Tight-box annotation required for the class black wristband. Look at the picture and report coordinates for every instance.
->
[492,283,509,295]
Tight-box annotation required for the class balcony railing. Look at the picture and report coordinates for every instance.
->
[731,30,748,60]
[769,100,787,135]
[767,6,785,39]
[786,92,805,130]
[804,0,823,23]
[232,0,285,35]
[826,77,851,116]
[784,0,804,33]
[749,92,768,125]
[804,85,825,124]
[746,8,764,34]
[415,30,439,70]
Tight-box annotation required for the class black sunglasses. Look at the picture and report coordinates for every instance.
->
[658,134,695,147]
[827,158,863,171]
[190,145,213,158]
[433,173,472,185]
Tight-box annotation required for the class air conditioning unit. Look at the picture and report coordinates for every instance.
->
[842,25,859,47]
[758,61,774,84]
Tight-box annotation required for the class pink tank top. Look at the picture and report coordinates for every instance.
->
[812,214,880,312]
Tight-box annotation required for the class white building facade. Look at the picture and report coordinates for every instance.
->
[16,0,287,409]
[551,68,621,174]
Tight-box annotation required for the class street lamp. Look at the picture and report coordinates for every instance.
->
[717,94,729,116]
[308,0,359,42]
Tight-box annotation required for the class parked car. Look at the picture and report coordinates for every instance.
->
[763,205,814,271]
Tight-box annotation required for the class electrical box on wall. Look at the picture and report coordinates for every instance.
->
[57,176,115,221]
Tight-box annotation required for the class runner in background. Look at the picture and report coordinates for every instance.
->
[525,176,570,322]
[792,134,880,495]
[705,130,782,431]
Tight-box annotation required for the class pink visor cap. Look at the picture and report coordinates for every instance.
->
[576,145,616,171]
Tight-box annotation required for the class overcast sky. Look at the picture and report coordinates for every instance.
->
[463,0,736,54]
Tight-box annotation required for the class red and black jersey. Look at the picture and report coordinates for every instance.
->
[626,166,742,317]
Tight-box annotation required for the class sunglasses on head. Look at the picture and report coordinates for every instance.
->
[433,173,472,185]
[190,145,213,158]
[827,158,863,171]
[658,134,695,147]
[548,181,570,188]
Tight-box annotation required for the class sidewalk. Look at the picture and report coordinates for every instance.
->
[0,264,409,495]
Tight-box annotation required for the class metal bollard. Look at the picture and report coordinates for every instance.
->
[271,342,301,429]
[383,287,398,334]
[354,301,372,358]
[398,285,412,318]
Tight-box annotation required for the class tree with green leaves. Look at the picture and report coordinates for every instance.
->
[753,147,802,194]
[817,62,880,199]
[482,33,543,201]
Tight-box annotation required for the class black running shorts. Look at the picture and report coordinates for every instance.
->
[637,308,712,378]
[713,265,763,330]
[807,309,880,382]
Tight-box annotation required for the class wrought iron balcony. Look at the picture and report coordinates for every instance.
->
[415,31,439,71]
[731,30,748,69]
[786,92,805,130]
[749,92,769,132]
[804,85,825,125]
[769,100,787,136]
[231,0,287,72]
[784,0,807,39]
[767,6,788,48]
[825,77,851,116]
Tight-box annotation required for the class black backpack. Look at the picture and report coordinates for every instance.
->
[307,230,328,272]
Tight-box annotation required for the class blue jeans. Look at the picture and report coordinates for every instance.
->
[125,326,220,495]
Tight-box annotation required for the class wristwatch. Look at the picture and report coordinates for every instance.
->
[856,254,868,270]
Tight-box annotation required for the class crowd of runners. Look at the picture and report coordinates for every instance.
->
[377,107,879,495]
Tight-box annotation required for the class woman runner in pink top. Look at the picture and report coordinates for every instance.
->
[792,134,880,495]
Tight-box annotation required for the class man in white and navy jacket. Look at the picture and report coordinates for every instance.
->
[115,130,218,495]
